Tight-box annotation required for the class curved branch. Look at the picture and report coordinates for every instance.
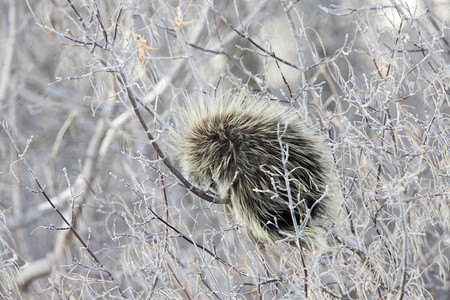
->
[114,64,228,205]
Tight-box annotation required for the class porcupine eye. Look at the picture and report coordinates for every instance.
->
[209,181,219,192]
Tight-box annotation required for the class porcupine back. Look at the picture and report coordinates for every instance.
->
[173,90,343,250]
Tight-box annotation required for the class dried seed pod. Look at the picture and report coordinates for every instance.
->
[173,90,343,250]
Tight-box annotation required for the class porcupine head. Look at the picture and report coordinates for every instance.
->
[173,89,344,251]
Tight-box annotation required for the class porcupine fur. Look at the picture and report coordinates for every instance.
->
[173,89,343,251]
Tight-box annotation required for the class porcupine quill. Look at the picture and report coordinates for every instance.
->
[173,89,344,251]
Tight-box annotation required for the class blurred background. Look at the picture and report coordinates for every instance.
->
[1,0,449,299]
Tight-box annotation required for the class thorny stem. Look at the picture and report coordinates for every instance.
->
[212,6,302,71]
[387,105,409,300]
[278,122,309,297]
[58,1,225,204]
[158,0,207,93]
[112,62,227,205]
[112,172,268,282]
[3,121,127,298]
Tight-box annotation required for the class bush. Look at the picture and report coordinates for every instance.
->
[1,0,448,299]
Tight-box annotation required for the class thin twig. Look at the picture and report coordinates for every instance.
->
[3,121,126,298]
[113,62,227,204]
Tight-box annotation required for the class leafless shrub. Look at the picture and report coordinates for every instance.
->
[0,0,448,299]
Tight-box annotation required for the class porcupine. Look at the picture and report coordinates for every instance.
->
[173,89,343,251]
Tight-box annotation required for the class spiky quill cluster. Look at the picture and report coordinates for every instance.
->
[173,90,343,250]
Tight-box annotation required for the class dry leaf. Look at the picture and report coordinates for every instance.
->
[174,6,191,28]
[133,34,158,66]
